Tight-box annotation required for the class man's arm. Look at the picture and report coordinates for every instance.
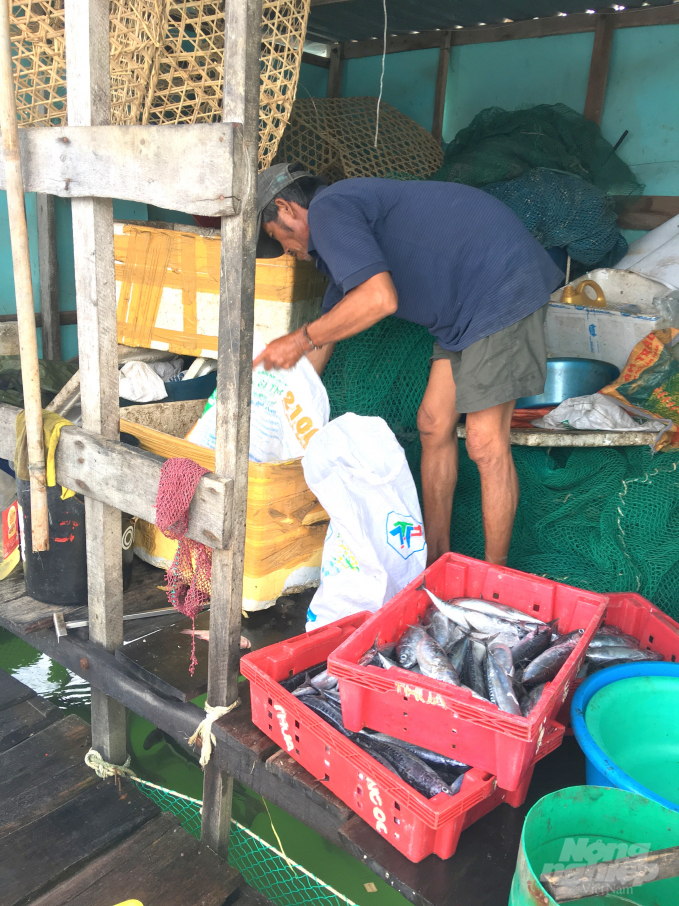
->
[253,272,397,370]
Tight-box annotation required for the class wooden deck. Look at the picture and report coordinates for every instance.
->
[0,563,588,906]
[0,667,272,906]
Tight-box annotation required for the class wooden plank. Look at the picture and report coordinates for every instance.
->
[326,43,344,98]
[201,0,260,857]
[65,0,126,768]
[0,125,239,217]
[0,311,77,327]
[0,404,233,549]
[541,845,679,903]
[302,50,330,68]
[116,609,211,701]
[0,715,97,840]
[616,195,679,230]
[0,667,36,710]
[0,694,63,752]
[0,593,85,634]
[431,31,451,144]
[0,773,158,906]
[456,423,659,448]
[584,12,616,125]
[341,4,679,59]
[36,195,62,361]
[29,811,242,906]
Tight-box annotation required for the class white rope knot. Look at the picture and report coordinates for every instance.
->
[189,699,240,768]
[85,747,137,784]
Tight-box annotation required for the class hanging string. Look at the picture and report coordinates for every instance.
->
[374,0,387,149]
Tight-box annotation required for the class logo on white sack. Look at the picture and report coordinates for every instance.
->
[386,511,425,559]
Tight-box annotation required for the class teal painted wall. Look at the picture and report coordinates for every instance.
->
[342,23,679,199]
[298,60,329,98]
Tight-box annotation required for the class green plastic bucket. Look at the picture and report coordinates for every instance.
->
[509,786,679,906]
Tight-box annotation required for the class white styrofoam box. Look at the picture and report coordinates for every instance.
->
[617,213,679,289]
[546,268,675,371]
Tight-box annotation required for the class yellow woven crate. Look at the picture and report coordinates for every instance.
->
[115,223,327,358]
[120,407,327,611]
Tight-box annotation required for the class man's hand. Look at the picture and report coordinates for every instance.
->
[252,328,310,371]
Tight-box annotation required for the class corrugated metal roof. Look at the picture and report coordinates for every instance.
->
[306,0,669,44]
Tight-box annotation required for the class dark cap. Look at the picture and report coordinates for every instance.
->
[256,162,313,258]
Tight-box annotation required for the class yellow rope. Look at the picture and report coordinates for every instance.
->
[189,700,241,768]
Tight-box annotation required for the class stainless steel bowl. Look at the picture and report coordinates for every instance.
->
[516,357,620,409]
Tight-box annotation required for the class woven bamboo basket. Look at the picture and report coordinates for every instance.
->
[10,0,309,167]
[274,96,444,181]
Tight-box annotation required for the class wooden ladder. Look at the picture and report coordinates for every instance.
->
[0,0,261,856]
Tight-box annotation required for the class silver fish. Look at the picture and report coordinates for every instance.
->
[310,669,339,692]
[396,625,428,668]
[485,651,522,716]
[360,737,459,799]
[465,639,488,699]
[520,682,546,717]
[373,651,399,670]
[586,647,663,671]
[587,631,639,650]
[442,623,467,653]
[360,731,471,772]
[511,623,554,666]
[522,631,584,684]
[450,597,546,628]
[489,641,514,677]
[426,611,452,649]
[447,632,471,678]
[416,634,461,686]
[302,697,354,738]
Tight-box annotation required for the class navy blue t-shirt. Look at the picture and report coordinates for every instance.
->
[308,179,563,352]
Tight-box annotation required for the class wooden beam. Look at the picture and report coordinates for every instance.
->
[326,44,344,98]
[65,0,126,768]
[0,404,233,549]
[432,31,451,144]
[36,195,61,361]
[200,0,260,858]
[584,12,615,125]
[0,311,76,327]
[616,195,679,231]
[340,4,679,59]
[302,51,330,69]
[0,125,239,217]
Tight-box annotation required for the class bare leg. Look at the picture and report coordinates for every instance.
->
[417,360,460,566]
[465,401,518,565]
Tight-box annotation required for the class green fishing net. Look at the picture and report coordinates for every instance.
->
[133,779,357,906]
[432,103,641,197]
[321,317,679,621]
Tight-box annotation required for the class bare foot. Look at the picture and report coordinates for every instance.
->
[180,629,251,650]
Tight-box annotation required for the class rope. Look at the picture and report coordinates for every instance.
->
[85,747,137,787]
[189,699,241,768]
[374,0,387,149]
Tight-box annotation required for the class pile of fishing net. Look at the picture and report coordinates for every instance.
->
[321,317,679,621]
[432,103,640,268]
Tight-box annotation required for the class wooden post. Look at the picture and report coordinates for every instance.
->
[0,0,50,551]
[584,12,615,125]
[327,43,343,98]
[36,194,61,361]
[65,0,126,766]
[432,31,452,144]
[200,0,260,857]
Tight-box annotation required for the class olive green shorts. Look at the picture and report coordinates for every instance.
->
[431,305,547,413]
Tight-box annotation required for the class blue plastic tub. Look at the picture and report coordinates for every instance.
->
[571,662,679,812]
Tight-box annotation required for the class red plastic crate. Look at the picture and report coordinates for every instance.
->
[556,591,679,728]
[328,552,606,791]
[241,612,564,862]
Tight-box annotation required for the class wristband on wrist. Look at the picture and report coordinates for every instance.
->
[302,323,322,351]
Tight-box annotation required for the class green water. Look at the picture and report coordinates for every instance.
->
[0,627,409,906]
